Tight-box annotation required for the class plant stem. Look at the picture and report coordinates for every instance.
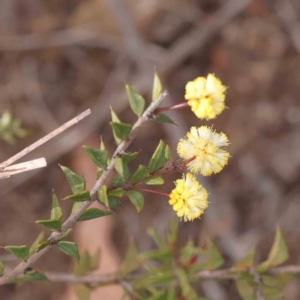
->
[135,188,169,197]
[155,102,189,114]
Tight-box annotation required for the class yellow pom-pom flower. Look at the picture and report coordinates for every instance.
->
[185,74,226,120]
[169,173,208,222]
[177,126,230,176]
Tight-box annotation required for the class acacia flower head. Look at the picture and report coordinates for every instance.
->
[185,74,226,120]
[177,126,230,176]
[169,173,208,222]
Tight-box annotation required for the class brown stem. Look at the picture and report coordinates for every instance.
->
[155,102,189,114]
[135,188,170,197]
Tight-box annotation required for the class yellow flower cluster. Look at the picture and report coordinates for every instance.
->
[169,173,208,222]
[177,126,230,176]
[185,74,226,120]
[169,74,229,222]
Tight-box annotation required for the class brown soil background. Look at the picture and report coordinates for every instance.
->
[1,0,300,299]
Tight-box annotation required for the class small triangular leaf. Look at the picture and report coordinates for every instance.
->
[236,277,256,300]
[64,190,90,202]
[25,269,48,281]
[165,145,171,161]
[5,245,29,260]
[148,140,166,173]
[127,191,144,212]
[97,185,109,207]
[155,114,176,125]
[114,157,125,178]
[35,241,50,252]
[145,176,164,185]
[51,193,62,220]
[152,71,162,101]
[29,232,45,256]
[131,164,148,183]
[57,241,80,261]
[75,283,92,300]
[77,208,113,221]
[257,228,289,273]
[60,165,86,194]
[121,239,140,276]
[108,188,124,198]
[126,84,145,116]
[111,122,132,141]
[35,219,61,231]
[205,240,224,271]
[122,152,139,164]
[83,145,108,169]
[233,248,256,271]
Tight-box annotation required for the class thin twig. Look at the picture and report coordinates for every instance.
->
[0,92,167,285]
[31,263,300,285]
[0,158,47,179]
[0,109,91,172]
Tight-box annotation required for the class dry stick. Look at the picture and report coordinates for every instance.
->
[0,92,167,285]
[0,109,91,172]
[33,263,300,284]
[0,158,47,180]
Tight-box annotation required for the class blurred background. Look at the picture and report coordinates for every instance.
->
[0,0,300,299]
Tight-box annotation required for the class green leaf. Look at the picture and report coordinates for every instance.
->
[232,248,256,271]
[73,251,92,276]
[127,191,144,212]
[155,114,176,125]
[110,108,122,144]
[236,278,256,300]
[97,185,109,207]
[111,122,132,141]
[78,208,113,221]
[131,164,148,183]
[177,267,198,299]
[108,188,124,198]
[152,71,162,101]
[122,152,139,164]
[107,197,123,209]
[25,270,48,281]
[60,165,86,194]
[114,157,125,177]
[0,259,4,276]
[167,217,178,245]
[5,245,29,261]
[51,193,62,221]
[205,240,224,271]
[126,84,145,116]
[112,164,130,187]
[58,241,80,261]
[35,219,61,231]
[83,145,108,169]
[257,227,289,273]
[75,285,91,300]
[141,247,171,262]
[29,232,45,256]
[73,249,100,275]
[100,137,106,150]
[121,239,140,276]
[148,140,166,173]
[64,190,90,202]
[263,287,284,299]
[35,241,50,252]
[165,145,171,161]
[167,286,177,300]
[145,176,164,185]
